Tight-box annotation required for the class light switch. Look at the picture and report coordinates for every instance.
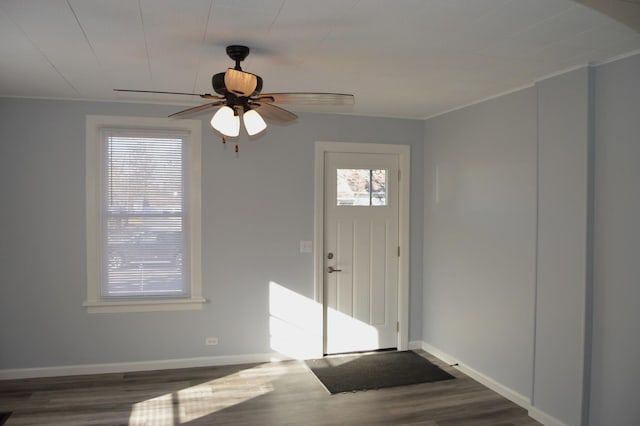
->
[299,240,313,253]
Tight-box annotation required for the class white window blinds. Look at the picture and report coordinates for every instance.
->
[101,129,189,298]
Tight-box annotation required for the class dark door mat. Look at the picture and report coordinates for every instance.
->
[306,350,455,394]
[0,412,12,425]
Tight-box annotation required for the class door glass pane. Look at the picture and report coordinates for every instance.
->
[370,169,387,205]
[337,169,387,206]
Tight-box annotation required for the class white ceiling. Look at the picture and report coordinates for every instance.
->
[1,0,639,119]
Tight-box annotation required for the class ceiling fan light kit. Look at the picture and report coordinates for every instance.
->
[210,106,240,137]
[243,109,267,136]
[115,45,354,150]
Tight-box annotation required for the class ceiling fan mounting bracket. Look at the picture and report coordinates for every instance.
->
[226,45,250,70]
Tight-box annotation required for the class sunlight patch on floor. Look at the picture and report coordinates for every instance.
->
[129,393,175,426]
[128,364,283,425]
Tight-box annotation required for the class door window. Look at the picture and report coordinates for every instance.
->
[336,169,387,206]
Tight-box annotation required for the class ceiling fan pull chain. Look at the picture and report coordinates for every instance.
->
[235,143,239,154]
[222,135,226,145]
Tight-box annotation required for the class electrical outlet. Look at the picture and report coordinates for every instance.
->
[205,337,218,346]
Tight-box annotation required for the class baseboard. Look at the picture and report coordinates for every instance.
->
[416,342,459,365]
[407,340,424,351]
[0,352,293,380]
[417,342,531,413]
[416,341,571,425]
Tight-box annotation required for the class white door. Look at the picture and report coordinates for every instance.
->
[324,152,399,354]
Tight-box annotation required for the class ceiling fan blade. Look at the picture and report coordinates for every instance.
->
[169,101,224,119]
[114,89,220,100]
[256,92,354,105]
[251,102,298,123]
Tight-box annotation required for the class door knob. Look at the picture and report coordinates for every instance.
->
[327,266,342,273]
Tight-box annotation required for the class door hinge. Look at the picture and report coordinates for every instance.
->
[398,246,400,257]
[398,169,401,181]
[397,321,400,332]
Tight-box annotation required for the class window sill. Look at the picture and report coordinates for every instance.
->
[83,297,207,313]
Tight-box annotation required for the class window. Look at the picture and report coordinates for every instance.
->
[85,116,203,313]
[336,168,387,206]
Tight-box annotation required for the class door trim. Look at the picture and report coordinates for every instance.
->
[314,141,410,352]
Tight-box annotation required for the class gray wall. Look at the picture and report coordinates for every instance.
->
[533,67,592,426]
[423,88,538,400]
[0,98,424,369]
[422,53,640,426]
[590,53,640,426]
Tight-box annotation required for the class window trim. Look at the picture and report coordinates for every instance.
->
[85,115,205,313]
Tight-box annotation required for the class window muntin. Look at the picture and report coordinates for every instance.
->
[336,169,387,206]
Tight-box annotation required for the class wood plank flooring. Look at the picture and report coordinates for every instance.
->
[0,351,541,425]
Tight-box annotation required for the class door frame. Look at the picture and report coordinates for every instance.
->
[314,141,410,353]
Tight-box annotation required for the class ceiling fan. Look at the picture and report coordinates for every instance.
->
[115,45,355,140]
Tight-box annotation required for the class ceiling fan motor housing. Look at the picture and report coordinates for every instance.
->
[212,72,227,95]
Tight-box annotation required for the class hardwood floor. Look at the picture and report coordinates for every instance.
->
[0,351,541,425]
